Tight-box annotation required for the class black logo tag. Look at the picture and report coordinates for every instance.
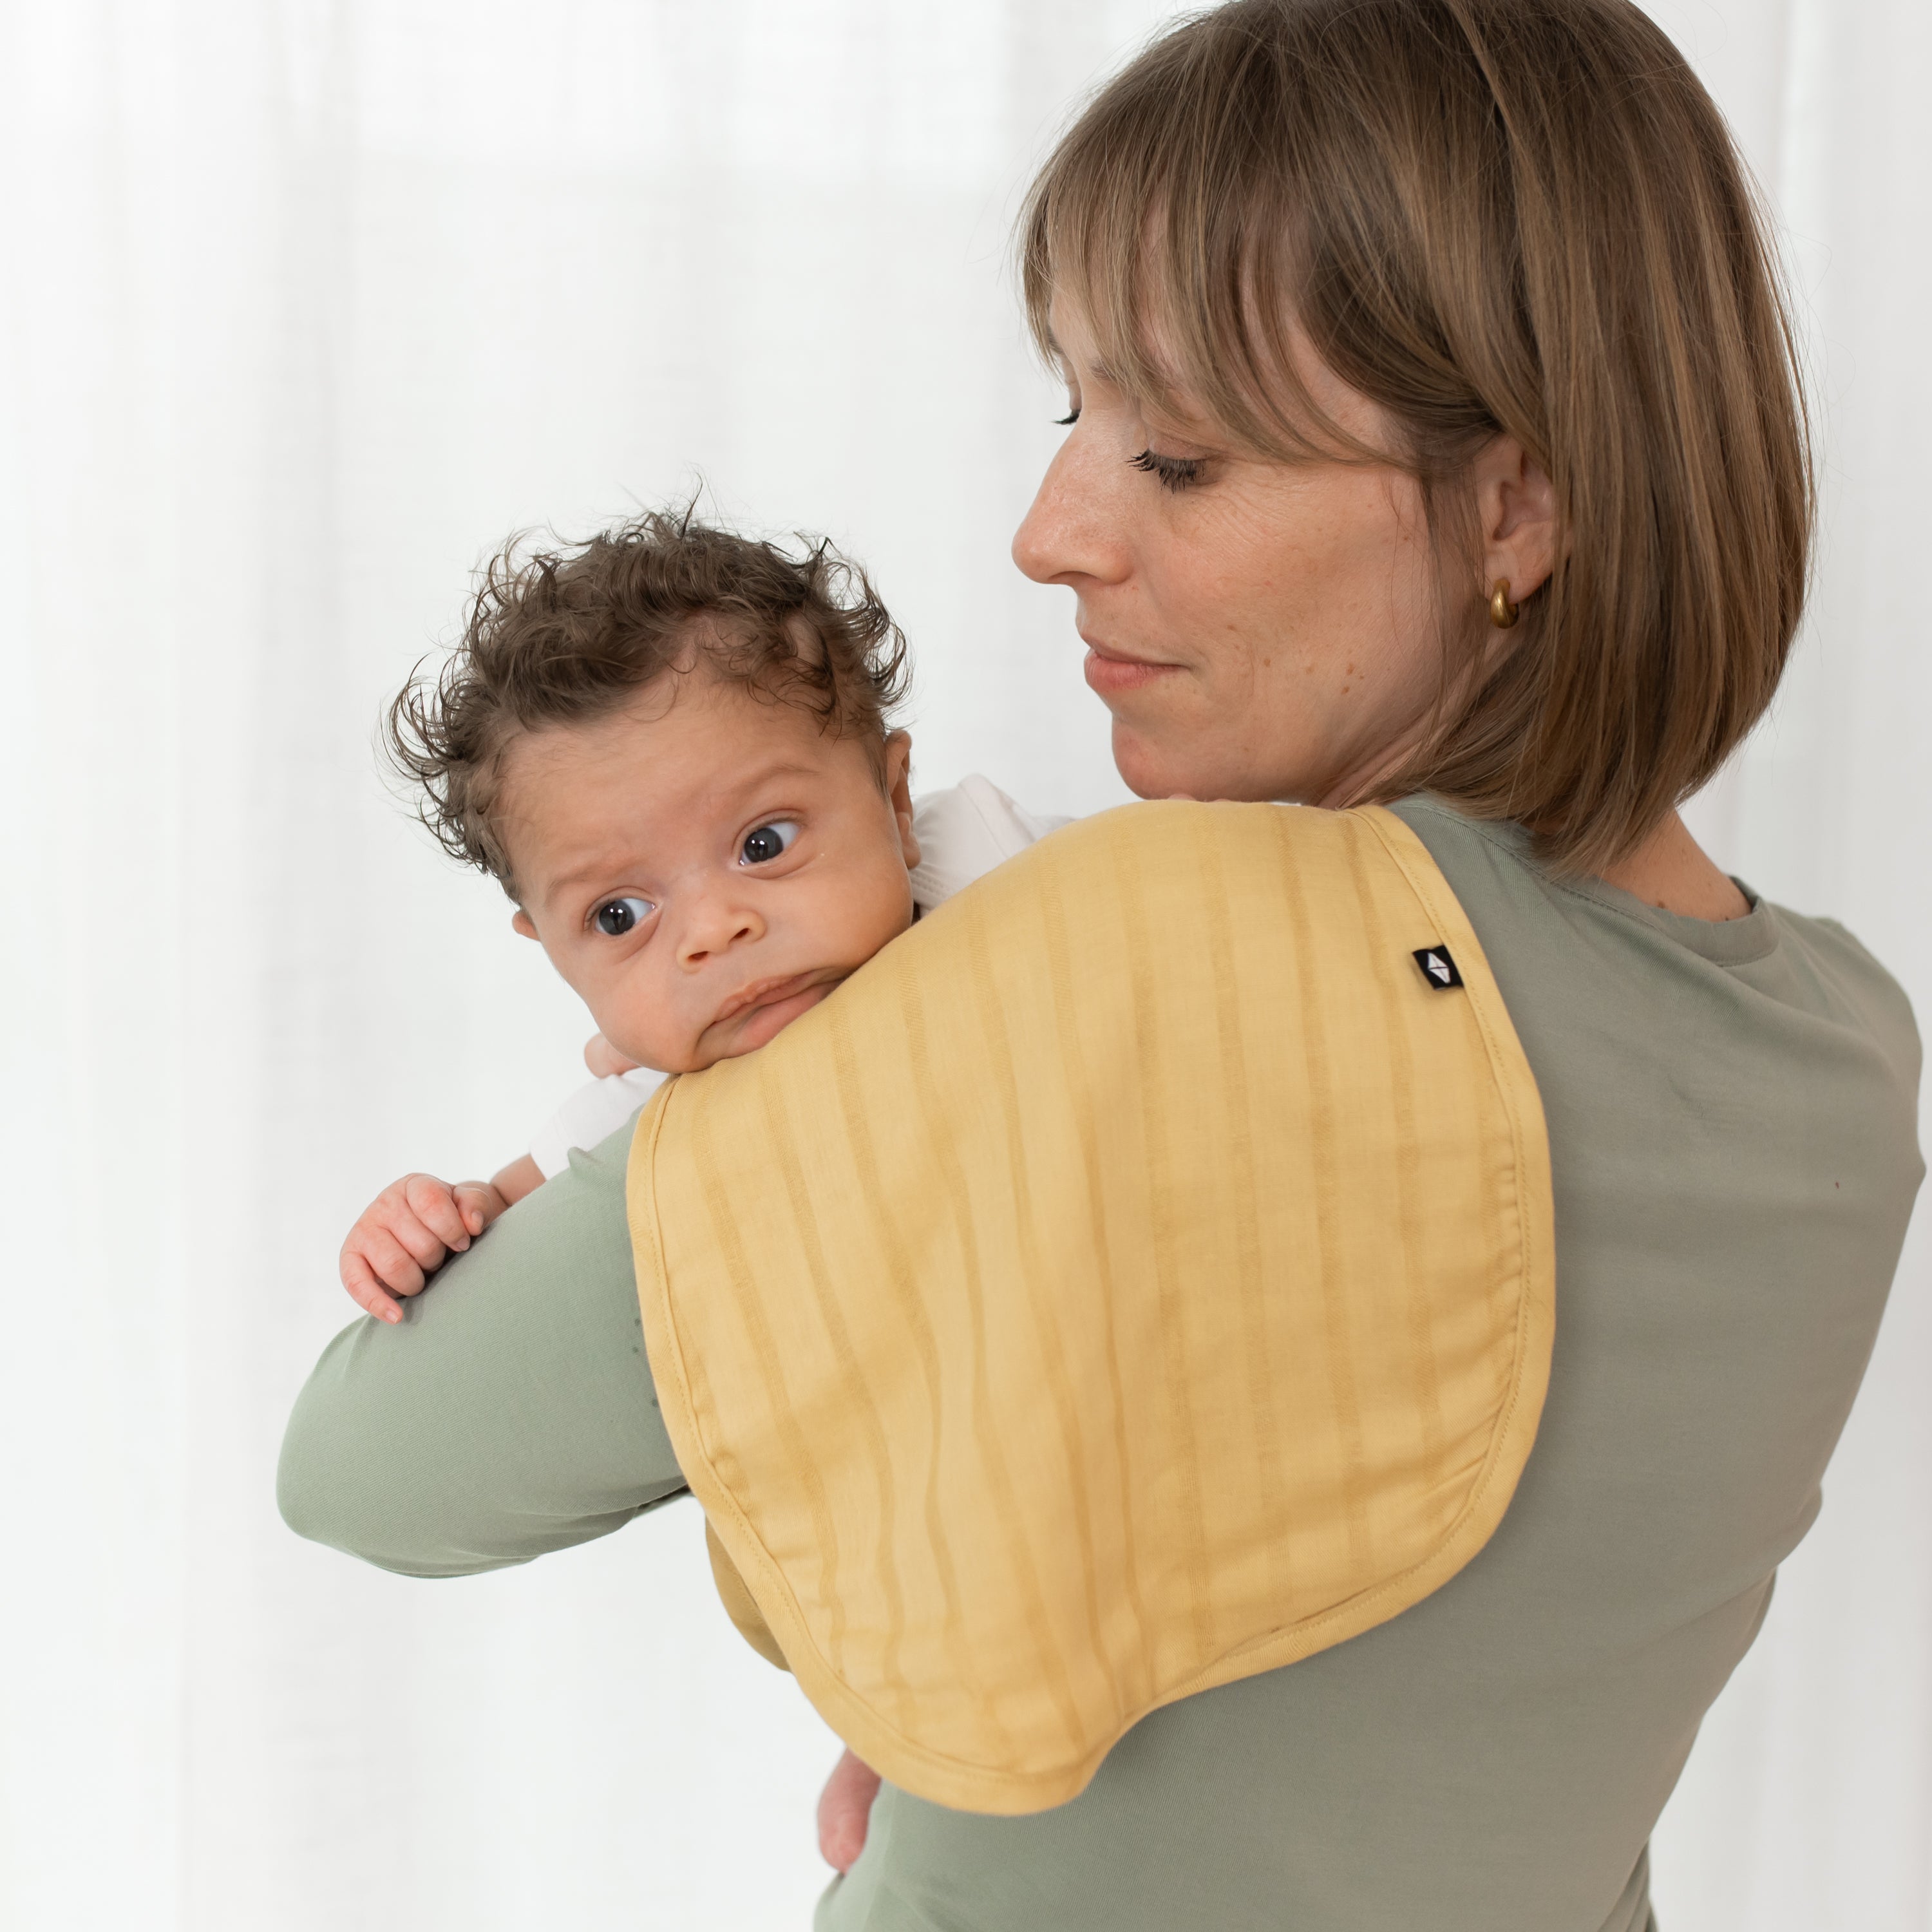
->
[1412,945,1463,990]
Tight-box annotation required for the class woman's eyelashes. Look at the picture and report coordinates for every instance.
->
[594,896,655,937]
[1054,406,1081,426]
[1130,446,1207,492]
[739,820,801,866]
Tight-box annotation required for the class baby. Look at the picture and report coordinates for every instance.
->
[335,507,1066,1876]
[339,508,1063,1323]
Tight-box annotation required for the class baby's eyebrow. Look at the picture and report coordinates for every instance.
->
[537,758,828,907]
[546,853,645,898]
[729,757,824,791]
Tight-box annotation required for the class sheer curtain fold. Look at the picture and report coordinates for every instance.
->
[1,3,1924,1926]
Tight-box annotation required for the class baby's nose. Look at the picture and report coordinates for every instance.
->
[676,899,764,969]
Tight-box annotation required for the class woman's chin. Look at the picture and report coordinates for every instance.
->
[1110,721,1230,804]
[1110,718,1332,808]
[1111,722,1178,800]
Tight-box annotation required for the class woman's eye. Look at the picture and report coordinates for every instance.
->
[740,820,800,867]
[1130,447,1207,493]
[594,896,654,936]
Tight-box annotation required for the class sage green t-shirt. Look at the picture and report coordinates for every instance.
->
[279,800,1922,1931]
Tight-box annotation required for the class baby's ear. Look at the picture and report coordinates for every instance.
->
[884,730,920,869]
[511,909,539,940]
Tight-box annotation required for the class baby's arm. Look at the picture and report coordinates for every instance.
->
[491,1154,544,1205]
[340,1163,535,1325]
[339,1041,656,1323]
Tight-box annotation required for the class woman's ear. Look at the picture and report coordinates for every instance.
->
[884,730,921,870]
[1473,435,1558,603]
[511,909,539,940]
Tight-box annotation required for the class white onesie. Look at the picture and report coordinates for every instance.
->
[526,775,1068,1178]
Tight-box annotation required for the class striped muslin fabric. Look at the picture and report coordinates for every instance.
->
[627,800,1555,1814]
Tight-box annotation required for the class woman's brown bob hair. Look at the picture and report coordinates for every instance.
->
[1021,0,1812,872]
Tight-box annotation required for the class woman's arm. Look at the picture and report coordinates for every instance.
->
[278,1124,686,1577]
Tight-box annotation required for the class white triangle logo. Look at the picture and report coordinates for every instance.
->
[1426,952,1450,983]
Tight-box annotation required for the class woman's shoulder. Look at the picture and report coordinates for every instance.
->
[1389,793,1922,1129]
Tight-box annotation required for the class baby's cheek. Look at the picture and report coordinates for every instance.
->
[585,982,690,1077]
[842,858,919,958]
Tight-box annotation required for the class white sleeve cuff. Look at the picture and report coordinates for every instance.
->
[527,1068,667,1179]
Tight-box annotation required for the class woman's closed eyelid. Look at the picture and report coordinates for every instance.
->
[1130,446,1208,491]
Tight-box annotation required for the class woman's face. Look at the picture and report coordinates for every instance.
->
[1012,300,1448,806]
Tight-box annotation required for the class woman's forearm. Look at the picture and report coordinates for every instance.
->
[279,1125,685,1576]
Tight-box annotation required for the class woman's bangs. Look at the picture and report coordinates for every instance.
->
[1023,132,1378,468]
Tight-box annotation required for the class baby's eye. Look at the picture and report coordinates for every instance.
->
[739,820,800,866]
[593,896,654,936]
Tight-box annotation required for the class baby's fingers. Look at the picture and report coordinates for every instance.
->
[341,1248,406,1325]
[352,1222,433,1296]
[451,1182,504,1238]
[401,1173,474,1255]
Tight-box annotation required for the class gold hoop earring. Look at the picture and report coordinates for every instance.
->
[1489,579,1520,630]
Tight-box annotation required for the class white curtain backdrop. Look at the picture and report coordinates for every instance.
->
[1,3,1924,1926]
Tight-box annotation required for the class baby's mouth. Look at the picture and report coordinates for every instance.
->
[709,969,837,1028]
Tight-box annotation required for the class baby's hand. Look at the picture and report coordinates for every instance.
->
[339,1173,508,1325]
[583,1032,641,1079]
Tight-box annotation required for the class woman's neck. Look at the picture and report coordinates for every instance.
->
[1598,811,1750,922]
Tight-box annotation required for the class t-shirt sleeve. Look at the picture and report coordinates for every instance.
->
[528,1068,666,1179]
[278,1122,687,1577]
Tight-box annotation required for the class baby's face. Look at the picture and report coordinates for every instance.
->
[501,674,920,1074]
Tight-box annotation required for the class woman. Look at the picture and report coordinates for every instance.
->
[280,3,1921,1927]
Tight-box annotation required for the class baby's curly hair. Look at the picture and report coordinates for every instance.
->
[386,507,911,901]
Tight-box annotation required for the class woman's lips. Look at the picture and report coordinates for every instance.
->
[1083,643,1182,697]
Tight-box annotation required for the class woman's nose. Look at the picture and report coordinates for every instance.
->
[1011,433,1128,588]
[676,894,765,969]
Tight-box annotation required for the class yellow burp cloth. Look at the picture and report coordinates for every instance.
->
[627,802,1554,1815]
